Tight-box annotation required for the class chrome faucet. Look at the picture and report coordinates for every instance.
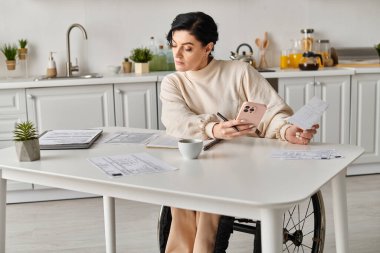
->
[66,23,88,77]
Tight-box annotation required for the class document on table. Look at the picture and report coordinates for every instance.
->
[271,149,343,160]
[103,131,179,149]
[39,129,103,149]
[103,132,156,144]
[146,134,179,149]
[287,96,329,130]
[88,152,178,177]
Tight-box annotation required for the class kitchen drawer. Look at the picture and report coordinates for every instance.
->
[0,89,26,114]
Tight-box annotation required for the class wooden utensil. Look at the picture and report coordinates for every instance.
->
[256,32,269,69]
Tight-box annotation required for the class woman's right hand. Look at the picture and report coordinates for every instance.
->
[212,120,256,140]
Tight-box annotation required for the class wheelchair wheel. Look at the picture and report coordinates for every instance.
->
[157,191,325,253]
[282,190,325,253]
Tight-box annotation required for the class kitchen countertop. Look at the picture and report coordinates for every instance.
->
[1,67,379,90]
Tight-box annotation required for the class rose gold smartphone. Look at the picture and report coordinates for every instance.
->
[236,102,267,127]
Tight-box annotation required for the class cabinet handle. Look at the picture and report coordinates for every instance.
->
[315,81,321,86]
[115,89,121,94]
[27,94,34,99]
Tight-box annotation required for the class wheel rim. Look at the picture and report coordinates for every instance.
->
[282,191,325,253]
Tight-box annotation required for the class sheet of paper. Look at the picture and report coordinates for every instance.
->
[103,132,156,144]
[146,134,179,149]
[287,96,329,130]
[88,152,178,177]
[271,149,343,160]
[39,129,102,145]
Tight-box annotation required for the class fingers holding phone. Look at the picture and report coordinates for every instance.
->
[212,119,255,140]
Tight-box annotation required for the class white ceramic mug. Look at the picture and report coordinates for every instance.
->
[178,139,203,159]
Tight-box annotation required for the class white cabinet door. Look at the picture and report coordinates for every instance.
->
[278,77,315,111]
[278,75,350,144]
[26,84,115,133]
[0,89,27,141]
[315,76,350,144]
[0,89,32,191]
[350,74,380,163]
[114,82,158,129]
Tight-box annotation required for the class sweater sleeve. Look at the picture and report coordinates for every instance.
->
[160,76,218,140]
[240,64,293,139]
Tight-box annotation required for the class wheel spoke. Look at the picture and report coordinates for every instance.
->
[302,230,314,238]
[284,241,291,253]
[288,209,298,232]
[301,243,312,250]
[285,205,297,229]
[287,211,314,232]
[297,205,301,230]
[301,244,305,253]
[301,198,312,230]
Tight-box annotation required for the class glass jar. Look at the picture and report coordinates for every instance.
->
[289,39,302,68]
[300,28,314,52]
[315,39,333,67]
[280,49,289,69]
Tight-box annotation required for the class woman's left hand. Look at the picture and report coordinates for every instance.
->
[285,124,319,145]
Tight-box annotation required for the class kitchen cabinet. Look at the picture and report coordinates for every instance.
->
[0,89,32,191]
[350,73,380,164]
[278,75,351,144]
[26,84,115,133]
[0,89,27,143]
[114,82,158,129]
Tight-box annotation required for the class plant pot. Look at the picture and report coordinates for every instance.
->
[134,62,149,74]
[122,61,132,73]
[6,60,16,71]
[18,48,28,60]
[15,139,40,161]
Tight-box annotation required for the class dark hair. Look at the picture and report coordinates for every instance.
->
[167,12,219,48]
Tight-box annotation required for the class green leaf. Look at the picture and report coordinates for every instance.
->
[13,121,38,141]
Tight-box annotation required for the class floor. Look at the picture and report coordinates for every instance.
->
[5,174,380,253]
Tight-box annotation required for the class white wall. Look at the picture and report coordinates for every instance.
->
[0,0,379,77]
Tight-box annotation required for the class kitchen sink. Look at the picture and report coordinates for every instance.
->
[34,73,103,81]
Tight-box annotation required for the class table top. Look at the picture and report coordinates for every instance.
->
[0,128,363,217]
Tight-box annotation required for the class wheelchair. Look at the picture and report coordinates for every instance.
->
[158,190,325,253]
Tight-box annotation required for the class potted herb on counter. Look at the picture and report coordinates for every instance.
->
[13,121,40,161]
[130,47,153,74]
[1,44,18,70]
[18,39,28,60]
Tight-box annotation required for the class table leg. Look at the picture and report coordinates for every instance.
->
[260,208,284,253]
[103,196,116,253]
[331,169,349,253]
[0,174,7,253]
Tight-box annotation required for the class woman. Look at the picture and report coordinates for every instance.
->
[160,12,318,253]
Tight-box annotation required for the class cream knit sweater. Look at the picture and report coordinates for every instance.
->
[160,59,293,140]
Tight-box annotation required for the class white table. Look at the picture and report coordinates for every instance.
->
[0,128,363,253]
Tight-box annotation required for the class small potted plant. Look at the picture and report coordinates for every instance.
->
[122,57,132,73]
[18,39,28,60]
[13,121,40,161]
[1,44,18,70]
[129,47,153,74]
